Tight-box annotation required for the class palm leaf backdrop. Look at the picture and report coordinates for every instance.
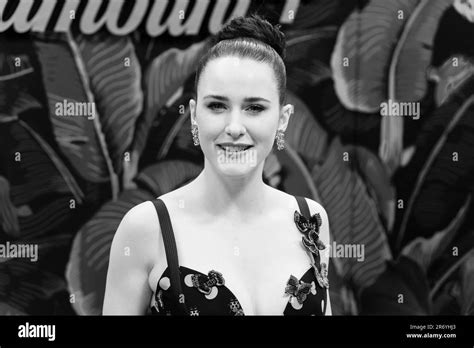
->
[33,33,118,196]
[0,0,473,315]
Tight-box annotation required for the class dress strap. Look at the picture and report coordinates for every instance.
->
[152,199,188,315]
[293,195,322,270]
[294,195,311,218]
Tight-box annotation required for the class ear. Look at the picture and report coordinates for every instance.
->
[278,104,294,132]
[189,98,197,126]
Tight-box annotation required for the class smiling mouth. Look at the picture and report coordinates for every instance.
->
[217,145,253,152]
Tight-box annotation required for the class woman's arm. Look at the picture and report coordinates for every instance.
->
[102,202,156,315]
[306,198,332,316]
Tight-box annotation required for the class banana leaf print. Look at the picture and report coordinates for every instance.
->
[344,145,396,233]
[312,136,392,290]
[285,24,381,158]
[0,234,72,315]
[0,118,84,240]
[287,0,359,29]
[427,55,474,107]
[75,33,144,180]
[285,26,338,92]
[331,0,453,175]
[0,0,473,317]
[132,40,210,164]
[394,76,474,249]
[284,91,330,169]
[32,34,119,199]
[400,195,473,314]
[331,0,453,111]
[359,256,432,315]
[143,91,201,164]
[401,194,471,273]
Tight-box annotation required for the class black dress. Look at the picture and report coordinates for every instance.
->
[149,195,329,316]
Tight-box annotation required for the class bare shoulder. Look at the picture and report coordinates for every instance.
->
[104,200,160,314]
[155,185,191,208]
[111,200,161,265]
[119,200,159,238]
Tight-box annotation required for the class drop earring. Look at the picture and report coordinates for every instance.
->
[191,124,200,146]
[276,130,285,150]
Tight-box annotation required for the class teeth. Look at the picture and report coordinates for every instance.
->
[220,145,249,152]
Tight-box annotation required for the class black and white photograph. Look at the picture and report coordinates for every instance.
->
[0,0,473,345]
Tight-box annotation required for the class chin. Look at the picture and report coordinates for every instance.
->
[216,163,256,177]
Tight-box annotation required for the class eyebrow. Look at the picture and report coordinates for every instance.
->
[203,95,271,103]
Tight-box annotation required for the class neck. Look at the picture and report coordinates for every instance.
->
[193,159,270,220]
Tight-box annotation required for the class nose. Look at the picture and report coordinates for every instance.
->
[224,111,246,138]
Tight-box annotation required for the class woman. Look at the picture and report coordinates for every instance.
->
[103,14,331,316]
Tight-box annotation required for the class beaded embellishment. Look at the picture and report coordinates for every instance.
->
[190,270,225,295]
[293,209,329,289]
[314,262,329,289]
[285,275,317,304]
[294,210,326,256]
[229,298,245,316]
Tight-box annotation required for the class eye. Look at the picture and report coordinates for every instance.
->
[246,104,266,113]
[207,102,226,112]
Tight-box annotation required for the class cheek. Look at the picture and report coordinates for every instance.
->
[198,118,223,140]
[195,108,221,134]
[253,126,276,144]
[252,115,279,141]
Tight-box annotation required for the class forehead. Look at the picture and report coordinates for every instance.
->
[199,56,278,100]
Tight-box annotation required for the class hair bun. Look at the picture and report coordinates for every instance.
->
[214,14,286,59]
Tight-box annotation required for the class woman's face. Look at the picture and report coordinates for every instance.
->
[190,56,293,177]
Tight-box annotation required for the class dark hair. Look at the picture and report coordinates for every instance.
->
[194,14,287,105]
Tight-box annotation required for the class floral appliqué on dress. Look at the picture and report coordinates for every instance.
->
[285,209,329,309]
